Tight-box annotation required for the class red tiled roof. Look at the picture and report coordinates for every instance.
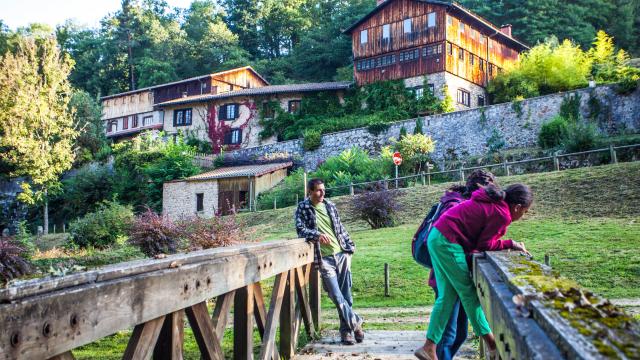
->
[184,162,293,181]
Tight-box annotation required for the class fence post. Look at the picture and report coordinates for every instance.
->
[53,224,56,234]
[63,223,66,233]
[295,194,299,205]
[459,165,465,182]
[503,159,510,177]
[609,144,618,164]
[554,152,560,171]
[350,183,354,196]
[303,172,308,197]
[273,197,277,210]
[384,263,390,297]
[421,172,426,186]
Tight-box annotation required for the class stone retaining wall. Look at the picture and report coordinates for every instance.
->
[228,85,640,171]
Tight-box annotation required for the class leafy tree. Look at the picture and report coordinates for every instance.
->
[0,36,78,234]
[393,133,436,174]
[222,0,262,57]
[68,90,108,164]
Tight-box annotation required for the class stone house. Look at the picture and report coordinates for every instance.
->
[155,82,352,153]
[163,162,292,218]
[344,0,529,110]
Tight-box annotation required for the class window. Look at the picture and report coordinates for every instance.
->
[470,54,474,65]
[423,44,442,57]
[414,86,424,99]
[447,43,452,55]
[459,48,464,60]
[224,129,242,145]
[447,15,452,26]
[488,63,494,76]
[173,108,192,126]
[218,104,239,121]
[196,193,204,212]
[382,24,390,41]
[427,12,436,28]
[122,117,128,130]
[428,83,435,94]
[288,100,301,114]
[399,49,419,62]
[143,116,153,126]
[477,95,485,107]
[360,29,368,44]
[457,88,470,107]
[403,18,412,34]
[458,22,465,33]
[262,101,274,118]
[479,58,484,71]
[132,116,138,128]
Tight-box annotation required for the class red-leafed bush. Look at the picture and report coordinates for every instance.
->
[0,238,33,284]
[185,213,248,251]
[351,187,403,229]
[128,209,186,257]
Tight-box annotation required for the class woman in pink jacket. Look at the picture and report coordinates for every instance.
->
[415,183,533,360]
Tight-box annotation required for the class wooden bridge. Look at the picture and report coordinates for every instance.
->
[1,240,638,359]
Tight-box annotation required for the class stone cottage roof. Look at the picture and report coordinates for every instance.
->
[182,162,293,181]
[155,81,353,107]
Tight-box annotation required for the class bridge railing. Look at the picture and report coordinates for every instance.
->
[0,239,320,360]
[474,251,640,360]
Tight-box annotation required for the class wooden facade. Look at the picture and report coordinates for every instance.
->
[347,0,527,87]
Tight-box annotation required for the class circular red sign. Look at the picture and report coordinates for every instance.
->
[392,151,402,166]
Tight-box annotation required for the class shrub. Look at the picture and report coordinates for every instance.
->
[302,129,322,151]
[486,129,506,154]
[69,202,134,248]
[186,214,247,251]
[560,94,581,122]
[0,238,32,284]
[351,187,403,229]
[562,122,600,152]
[367,120,390,135]
[538,116,569,149]
[414,118,424,134]
[128,209,185,256]
[615,75,639,95]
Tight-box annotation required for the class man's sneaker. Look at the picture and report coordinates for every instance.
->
[340,331,356,345]
[354,327,364,343]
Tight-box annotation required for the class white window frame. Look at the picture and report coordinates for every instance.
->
[458,22,465,33]
[382,24,390,40]
[404,18,412,34]
[226,104,236,119]
[360,29,368,44]
[427,12,436,28]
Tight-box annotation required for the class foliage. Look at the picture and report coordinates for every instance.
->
[615,75,639,95]
[256,168,305,209]
[399,126,408,139]
[562,122,600,152]
[392,133,436,174]
[128,209,185,256]
[589,31,636,84]
[185,135,213,154]
[302,129,322,151]
[560,94,581,122]
[511,99,524,118]
[69,202,134,248]
[56,163,114,222]
[366,119,390,136]
[539,116,570,149]
[313,147,392,191]
[0,238,33,284]
[438,85,455,113]
[14,221,36,259]
[186,214,247,251]
[0,36,77,210]
[68,90,107,164]
[414,118,424,135]
[351,188,403,229]
[486,129,506,154]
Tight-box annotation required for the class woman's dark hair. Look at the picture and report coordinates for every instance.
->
[307,178,324,192]
[484,183,533,207]
[449,169,497,198]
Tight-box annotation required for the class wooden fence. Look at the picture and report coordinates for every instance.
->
[0,240,320,360]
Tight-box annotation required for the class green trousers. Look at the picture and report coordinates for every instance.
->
[426,228,491,343]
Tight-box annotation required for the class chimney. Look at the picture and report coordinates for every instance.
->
[377,0,386,6]
[500,24,512,37]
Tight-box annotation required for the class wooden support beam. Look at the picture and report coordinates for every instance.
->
[295,266,315,337]
[211,290,235,340]
[153,310,184,360]
[123,316,166,360]
[279,270,296,359]
[234,285,255,360]
[185,302,224,360]
[258,272,287,360]
[253,283,267,338]
[309,264,322,334]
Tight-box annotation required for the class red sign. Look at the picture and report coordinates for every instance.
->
[392,151,402,166]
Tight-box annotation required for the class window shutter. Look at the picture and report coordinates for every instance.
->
[234,104,240,119]
[218,105,226,120]
[237,129,243,143]
[224,131,231,144]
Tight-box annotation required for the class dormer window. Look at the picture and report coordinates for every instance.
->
[403,18,412,33]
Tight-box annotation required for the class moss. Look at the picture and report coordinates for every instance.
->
[592,339,619,358]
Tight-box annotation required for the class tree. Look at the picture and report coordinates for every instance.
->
[0,36,78,234]
[393,133,436,174]
[68,90,108,164]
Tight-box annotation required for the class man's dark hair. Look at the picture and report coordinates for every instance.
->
[307,178,324,192]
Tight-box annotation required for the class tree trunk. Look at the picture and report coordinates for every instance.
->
[43,189,49,235]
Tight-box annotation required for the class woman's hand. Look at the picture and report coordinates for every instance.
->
[512,241,532,257]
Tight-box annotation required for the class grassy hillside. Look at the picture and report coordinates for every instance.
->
[240,162,640,306]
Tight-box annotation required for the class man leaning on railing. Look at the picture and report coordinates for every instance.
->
[294,178,364,345]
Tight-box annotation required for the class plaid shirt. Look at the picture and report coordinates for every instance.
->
[294,198,355,265]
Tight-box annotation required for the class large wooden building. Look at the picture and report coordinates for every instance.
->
[345,0,528,109]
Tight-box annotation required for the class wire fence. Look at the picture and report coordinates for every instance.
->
[255,143,639,211]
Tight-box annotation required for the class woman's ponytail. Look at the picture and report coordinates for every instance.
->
[483,183,506,201]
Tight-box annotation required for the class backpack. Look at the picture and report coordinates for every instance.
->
[411,198,462,268]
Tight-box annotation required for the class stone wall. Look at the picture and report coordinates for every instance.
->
[163,180,219,220]
[228,85,640,171]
